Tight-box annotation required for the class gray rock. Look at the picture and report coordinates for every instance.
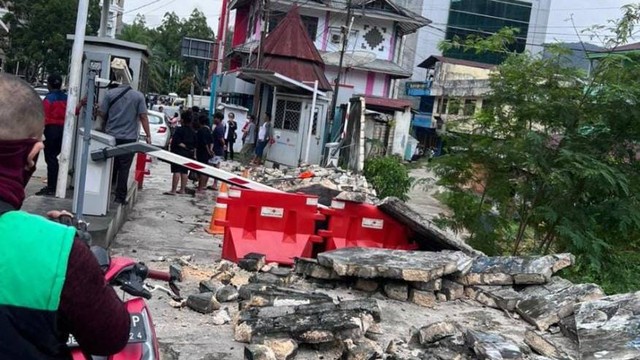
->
[456,254,575,286]
[465,286,522,311]
[465,330,524,360]
[249,272,294,286]
[317,247,472,282]
[216,285,240,302]
[294,257,341,280]
[418,321,461,345]
[343,338,383,360]
[409,289,436,308]
[199,279,223,294]
[245,345,277,360]
[441,279,465,301]
[575,291,640,360]
[559,315,577,342]
[354,278,379,292]
[261,338,298,360]
[268,267,292,277]
[239,253,267,272]
[212,308,232,325]
[385,339,423,360]
[238,283,332,309]
[410,279,442,291]
[436,293,448,302]
[187,292,221,314]
[384,282,409,301]
[524,330,577,360]
[516,283,604,331]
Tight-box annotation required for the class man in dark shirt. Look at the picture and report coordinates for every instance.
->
[0,73,129,359]
[195,114,214,193]
[210,112,226,191]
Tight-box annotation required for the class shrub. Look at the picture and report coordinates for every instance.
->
[363,156,412,200]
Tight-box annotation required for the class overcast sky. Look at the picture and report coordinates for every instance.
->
[123,0,635,45]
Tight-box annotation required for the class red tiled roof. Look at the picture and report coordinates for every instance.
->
[418,55,496,70]
[248,5,332,91]
[362,95,412,111]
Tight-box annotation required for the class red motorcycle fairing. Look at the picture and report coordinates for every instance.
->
[70,298,159,360]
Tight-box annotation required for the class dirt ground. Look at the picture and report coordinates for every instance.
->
[109,162,533,359]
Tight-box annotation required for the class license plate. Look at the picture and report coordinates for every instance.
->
[67,313,147,347]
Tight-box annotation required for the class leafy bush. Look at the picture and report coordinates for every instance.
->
[363,156,412,200]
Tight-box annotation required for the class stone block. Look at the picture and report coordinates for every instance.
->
[317,247,472,282]
[199,279,223,294]
[436,293,448,302]
[186,292,221,314]
[216,285,240,302]
[559,315,577,342]
[418,321,461,345]
[441,279,465,301]
[249,272,294,287]
[409,289,436,308]
[465,285,522,311]
[245,345,277,360]
[343,338,383,360]
[465,330,524,360]
[239,253,267,272]
[238,283,332,309]
[261,339,298,360]
[456,254,575,286]
[575,291,640,360]
[384,282,409,301]
[294,257,341,280]
[410,279,442,292]
[354,278,379,292]
[212,308,232,325]
[516,283,604,331]
[524,330,577,360]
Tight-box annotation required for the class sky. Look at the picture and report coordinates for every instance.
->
[122,0,635,45]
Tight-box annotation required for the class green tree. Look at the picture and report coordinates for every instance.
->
[1,0,101,81]
[430,6,640,293]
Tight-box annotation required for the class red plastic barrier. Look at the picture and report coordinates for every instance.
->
[134,153,152,189]
[318,200,417,251]
[215,188,325,265]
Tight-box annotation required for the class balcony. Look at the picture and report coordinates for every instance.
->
[405,81,433,97]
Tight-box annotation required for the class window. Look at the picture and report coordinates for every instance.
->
[268,12,318,39]
[463,99,477,116]
[438,98,448,114]
[311,108,319,136]
[274,99,302,131]
[148,114,164,125]
[448,99,461,115]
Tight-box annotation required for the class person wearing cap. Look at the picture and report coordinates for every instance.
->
[36,74,67,196]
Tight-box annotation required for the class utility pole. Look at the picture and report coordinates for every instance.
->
[252,0,269,119]
[327,0,353,132]
[56,0,90,198]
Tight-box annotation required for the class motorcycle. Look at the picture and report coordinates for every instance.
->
[68,247,182,360]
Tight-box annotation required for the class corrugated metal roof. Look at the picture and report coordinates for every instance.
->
[417,55,496,70]
[358,95,412,111]
[321,52,412,78]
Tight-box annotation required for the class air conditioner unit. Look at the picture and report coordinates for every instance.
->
[330,33,342,44]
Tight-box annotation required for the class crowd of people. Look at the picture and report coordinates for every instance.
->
[164,107,274,196]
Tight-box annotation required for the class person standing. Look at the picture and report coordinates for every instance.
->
[195,114,214,193]
[252,113,273,165]
[211,112,226,189]
[35,74,66,196]
[164,111,196,195]
[240,114,257,163]
[98,74,151,205]
[224,112,238,161]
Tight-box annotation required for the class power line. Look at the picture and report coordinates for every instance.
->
[123,0,163,14]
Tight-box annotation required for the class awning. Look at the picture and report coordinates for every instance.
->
[237,69,328,97]
[359,95,412,112]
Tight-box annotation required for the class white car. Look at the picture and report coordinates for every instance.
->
[140,110,171,149]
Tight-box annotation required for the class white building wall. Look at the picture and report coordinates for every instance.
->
[527,0,552,55]
[391,109,412,156]
[100,0,125,38]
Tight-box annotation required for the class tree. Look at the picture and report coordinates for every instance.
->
[430,6,640,293]
[1,0,101,81]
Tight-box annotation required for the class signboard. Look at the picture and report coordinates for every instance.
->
[405,81,432,97]
[181,37,216,61]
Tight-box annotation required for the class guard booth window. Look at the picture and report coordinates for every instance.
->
[274,99,302,131]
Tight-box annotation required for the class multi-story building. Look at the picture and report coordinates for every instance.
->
[401,0,551,83]
[100,0,125,38]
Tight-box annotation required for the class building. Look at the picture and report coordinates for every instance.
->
[407,55,495,151]
[100,0,125,38]
[0,6,9,73]
[400,0,551,83]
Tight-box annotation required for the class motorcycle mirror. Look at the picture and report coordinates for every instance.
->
[90,246,111,272]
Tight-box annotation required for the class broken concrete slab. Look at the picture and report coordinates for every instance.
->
[342,338,383,360]
[409,279,442,292]
[294,257,341,280]
[384,282,409,301]
[316,247,472,282]
[238,283,333,309]
[465,286,522,312]
[249,272,295,287]
[235,299,381,344]
[377,197,480,255]
[524,330,577,360]
[199,279,223,294]
[245,344,277,360]
[261,338,298,360]
[455,254,575,286]
[239,253,267,272]
[186,292,221,314]
[465,330,524,360]
[516,283,604,331]
[216,285,240,302]
[575,291,640,360]
[418,321,461,345]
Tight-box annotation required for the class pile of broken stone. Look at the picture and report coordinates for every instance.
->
[220,161,377,204]
[170,247,639,360]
